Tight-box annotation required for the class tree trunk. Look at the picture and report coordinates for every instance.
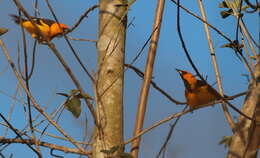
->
[92,0,127,158]
[227,55,260,158]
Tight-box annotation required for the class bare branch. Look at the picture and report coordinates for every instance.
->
[68,5,99,33]
[0,113,40,156]
[0,39,86,153]
[0,138,91,155]
[125,64,186,105]
[12,0,98,125]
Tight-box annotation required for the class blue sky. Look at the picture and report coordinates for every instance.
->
[0,0,257,158]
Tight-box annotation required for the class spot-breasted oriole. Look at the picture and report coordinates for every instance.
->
[10,14,69,42]
[176,69,222,108]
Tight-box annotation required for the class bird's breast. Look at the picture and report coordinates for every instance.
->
[185,85,220,108]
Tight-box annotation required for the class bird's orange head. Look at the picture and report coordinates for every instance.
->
[176,69,197,91]
[49,23,69,39]
[58,23,69,30]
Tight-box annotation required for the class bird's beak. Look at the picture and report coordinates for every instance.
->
[175,68,185,80]
[175,68,183,74]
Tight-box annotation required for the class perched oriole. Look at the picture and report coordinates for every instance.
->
[10,14,69,42]
[176,69,222,108]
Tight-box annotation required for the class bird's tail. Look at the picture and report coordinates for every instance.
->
[9,14,25,24]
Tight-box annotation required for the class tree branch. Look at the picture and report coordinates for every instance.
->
[0,137,91,156]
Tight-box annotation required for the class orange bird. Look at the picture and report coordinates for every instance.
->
[10,14,69,42]
[176,69,222,109]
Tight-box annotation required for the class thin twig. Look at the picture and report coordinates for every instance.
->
[27,40,37,79]
[0,113,40,156]
[0,138,91,155]
[170,0,233,43]
[21,14,41,154]
[241,36,254,71]
[125,64,185,105]
[99,26,157,98]
[226,1,258,58]
[12,0,98,125]
[0,121,91,146]
[44,0,95,82]
[33,129,91,145]
[176,0,254,122]
[244,0,259,9]
[66,36,97,43]
[3,83,20,137]
[156,106,187,158]
[239,33,255,79]
[126,108,192,145]
[68,5,99,33]
[0,39,86,153]
[125,94,247,146]
[175,0,204,80]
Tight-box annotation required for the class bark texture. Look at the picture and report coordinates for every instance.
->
[92,0,127,158]
[227,55,260,158]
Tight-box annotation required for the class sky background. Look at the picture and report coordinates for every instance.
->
[0,0,258,158]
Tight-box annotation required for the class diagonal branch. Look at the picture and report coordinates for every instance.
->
[169,0,232,43]
[0,39,86,153]
[125,64,186,105]
[126,93,247,147]
[68,5,99,33]
[44,0,95,82]
[0,138,91,155]
[12,0,98,126]
[0,113,40,156]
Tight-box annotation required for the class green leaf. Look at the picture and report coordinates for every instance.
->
[64,96,81,118]
[219,136,232,148]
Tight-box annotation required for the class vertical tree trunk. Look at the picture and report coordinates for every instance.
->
[92,0,127,158]
[227,55,260,158]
